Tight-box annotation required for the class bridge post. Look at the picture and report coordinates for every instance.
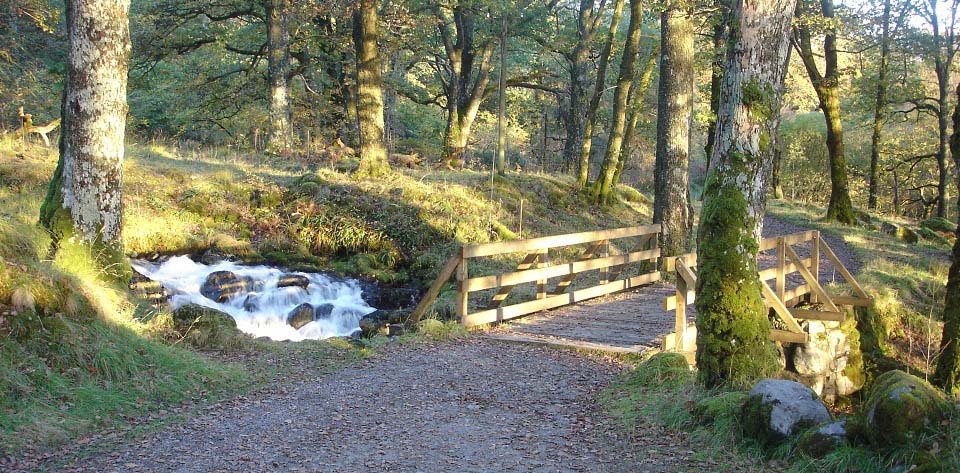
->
[776,237,785,301]
[810,231,820,303]
[456,248,469,324]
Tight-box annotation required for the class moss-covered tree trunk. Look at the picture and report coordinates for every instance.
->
[795,0,854,224]
[591,0,642,205]
[495,14,508,176]
[39,0,130,274]
[695,0,796,388]
[266,0,292,154]
[935,59,951,219]
[577,0,625,189]
[613,47,659,188]
[352,0,389,177]
[653,6,694,256]
[934,80,960,393]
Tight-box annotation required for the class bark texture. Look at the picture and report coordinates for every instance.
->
[695,0,796,388]
[653,7,694,256]
[703,0,728,181]
[352,0,389,177]
[934,79,960,392]
[591,0,643,205]
[40,0,130,269]
[613,47,659,187]
[794,0,854,224]
[564,0,598,179]
[266,0,292,153]
[868,0,891,210]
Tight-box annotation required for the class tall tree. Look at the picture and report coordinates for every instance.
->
[496,13,508,176]
[590,0,643,205]
[266,0,292,153]
[868,0,893,210]
[564,0,604,177]
[653,4,694,256]
[576,0,626,189]
[696,0,796,387]
[39,0,131,273]
[935,79,960,393]
[612,45,659,187]
[793,0,855,224]
[919,0,959,218]
[703,0,729,182]
[352,0,389,176]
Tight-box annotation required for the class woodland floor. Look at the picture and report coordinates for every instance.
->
[13,216,855,472]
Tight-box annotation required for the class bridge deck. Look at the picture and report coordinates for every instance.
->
[484,284,687,354]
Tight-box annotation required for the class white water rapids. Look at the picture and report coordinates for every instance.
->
[132,256,376,341]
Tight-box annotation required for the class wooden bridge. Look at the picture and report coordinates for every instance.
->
[410,225,870,357]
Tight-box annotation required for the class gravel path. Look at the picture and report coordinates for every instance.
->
[50,339,697,472]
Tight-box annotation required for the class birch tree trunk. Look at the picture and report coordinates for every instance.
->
[352,0,389,177]
[696,0,796,388]
[590,0,642,205]
[653,6,694,256]
[39,0,131,274]
[266,0,292,154]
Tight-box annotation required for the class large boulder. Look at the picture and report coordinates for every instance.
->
[313,303,335,319]
[741,379,832,444]
[917,227,951,246]
[200,271,256,303]
[863,370,949,446]
[287,303,315,329]
[277,274,310,289]
[797,420,849,458]
[879,222,920,244]
[171,303,240,339]
[919,216,957,233]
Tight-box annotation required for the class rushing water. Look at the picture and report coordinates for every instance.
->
[132,256,376,341]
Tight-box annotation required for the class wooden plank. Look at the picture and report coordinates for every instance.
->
[483,333,649,354]
[463,272,660,326]
[789,308,845,322]
[783,285,811,304]
[758,257,813,281]
[663,252,696,272]
[550,242,602,295]
[536,249,548,300]
[675,270,687,344]
[760,279,804,334]
[819,239,869,299]
[467,248,661,292]
[832,295,874,307]
[783,245,839,313]
[407,253,461,324]
[487,252,541,309]
[456,250,469,324]
[759,231,816,252]
[776,237,786,301]
[463,224,661,258]
[811,232,821,303]
[599,241,610,285]
[676,259,697,287]
[609,233,655,281]
[770,329,808,344]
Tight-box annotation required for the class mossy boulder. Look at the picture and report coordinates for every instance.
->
[919,216,957,233]
[741,379,832,444]
[917,227,950,246]
[863,370,948,446]
[896,226,919,244]
[286,303,315,329]
[797,420,849,458]
[171,303,242,348]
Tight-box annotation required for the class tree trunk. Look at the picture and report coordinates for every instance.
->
[352,0,389,177]
[935,79,960,393]
[613,47,659,187]
[936,59,950,218]
[795,0,854,224]
[590,0,643,205]
[496,14,507,176]
[703,0,728,184]
[565,0,596,181]
[696,0,796,388]
[266,0,292,153]
[39,0,131,275]
[868,0,891,210]
[771,143,784,199]
[653,7,694,256]
[577,0,626,189]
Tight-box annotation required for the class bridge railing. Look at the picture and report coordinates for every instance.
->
[660,230,872,356]
[409,225,662,327]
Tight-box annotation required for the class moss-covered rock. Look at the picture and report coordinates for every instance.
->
[918,227,950,246]
[797,419,849,458]
[920,216,957,233]
[694,391,749,425]
[171,303,243,348]
[863,370,948,446]
[741,379,832,445]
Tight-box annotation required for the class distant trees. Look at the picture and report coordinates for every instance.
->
[653,3,694,256]
[352,0,389,176]
[265,0,293,153]
[40,0,131,273]
[696,0,796,387]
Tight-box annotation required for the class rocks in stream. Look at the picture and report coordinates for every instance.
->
[200,271,259,303]
[314,303,335,319]
[359,309,408,337]
[287,303,316,329]
[277,274,310,289]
